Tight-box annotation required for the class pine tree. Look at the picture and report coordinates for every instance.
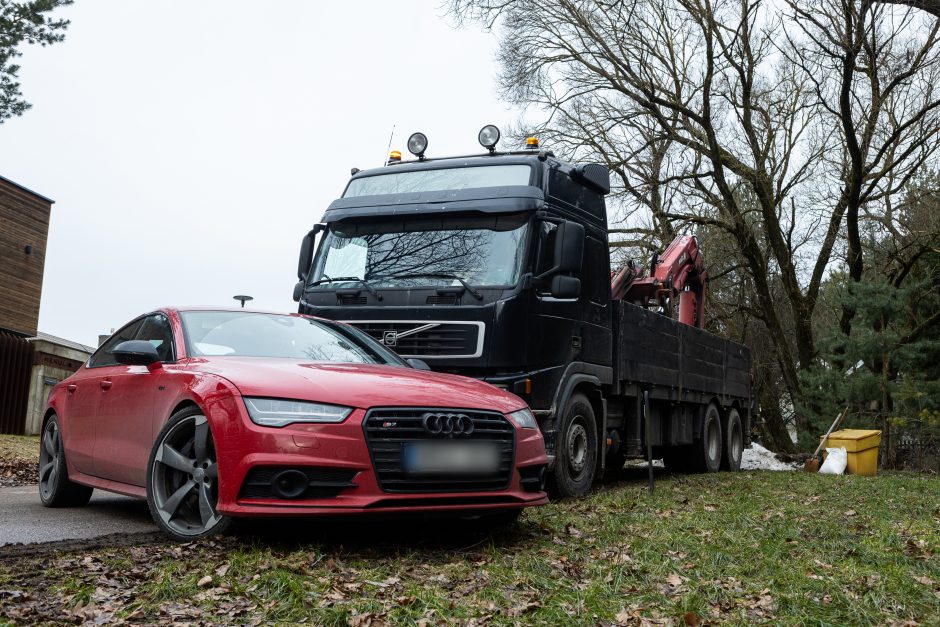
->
[0,0,72,123]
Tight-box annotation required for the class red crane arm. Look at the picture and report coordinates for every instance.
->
[610,235,708,328]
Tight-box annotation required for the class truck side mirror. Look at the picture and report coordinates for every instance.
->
[553,220,584,274]
[550,275,581,299]
[297,223,325,280]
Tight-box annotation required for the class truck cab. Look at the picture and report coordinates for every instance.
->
[296,130,751,498]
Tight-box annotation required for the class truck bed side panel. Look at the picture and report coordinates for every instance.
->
[614,301,751,402]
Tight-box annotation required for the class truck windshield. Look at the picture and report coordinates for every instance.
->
[309,214,529,290]
[343,164,532,197]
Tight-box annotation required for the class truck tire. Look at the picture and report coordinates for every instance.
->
[548,393,597,498]
[689,403,722,473]
[721,407,743,471]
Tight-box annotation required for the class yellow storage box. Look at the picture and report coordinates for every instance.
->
[821,429,882,476]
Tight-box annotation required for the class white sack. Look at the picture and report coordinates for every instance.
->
[818,447,848,475]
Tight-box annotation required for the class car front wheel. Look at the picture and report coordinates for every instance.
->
[146,407,230,541]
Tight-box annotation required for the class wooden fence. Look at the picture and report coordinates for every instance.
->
[0,331,32,434]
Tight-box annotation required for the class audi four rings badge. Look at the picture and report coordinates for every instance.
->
[421,412,474,436]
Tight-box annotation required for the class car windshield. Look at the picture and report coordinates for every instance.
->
[179,311,404,364]
[308,214,529,290]
[343,164,532,197]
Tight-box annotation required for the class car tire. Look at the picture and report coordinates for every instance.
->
[146,406,230,541]
[721,407,744,471]
[689,403,723,473]
[38,415,93,507]
[548,392,597,499]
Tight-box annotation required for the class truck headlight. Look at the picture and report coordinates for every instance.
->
[507,407,538,430]
[244,397,352,427]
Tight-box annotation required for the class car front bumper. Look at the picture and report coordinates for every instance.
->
[208,403,549,517]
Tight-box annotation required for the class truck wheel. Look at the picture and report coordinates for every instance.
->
[689,403,722,473]
[548,393,597,498]
[721,408,743,471]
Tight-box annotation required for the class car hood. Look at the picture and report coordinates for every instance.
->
[183,357,526,413]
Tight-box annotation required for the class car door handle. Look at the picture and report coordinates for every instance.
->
[67,384,77,393]
[99,380,112,390]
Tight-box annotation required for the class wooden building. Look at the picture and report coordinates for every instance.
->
[0,175,54,434]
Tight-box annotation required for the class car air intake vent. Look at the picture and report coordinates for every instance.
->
[363,407,515,493]
[426,295,458,305]
[238,466,357,500]
[338,295,367,305]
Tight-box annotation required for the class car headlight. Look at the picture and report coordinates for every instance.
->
[244,397,352,427]
[507,407,538,430]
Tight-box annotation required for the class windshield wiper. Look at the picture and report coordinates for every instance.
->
[308,275,383,301]
[392,273,483,300]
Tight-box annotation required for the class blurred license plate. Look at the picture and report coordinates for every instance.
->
[403,442,499,474]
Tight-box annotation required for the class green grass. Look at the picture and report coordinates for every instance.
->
[0,434,39,464]
[1,470,938,625]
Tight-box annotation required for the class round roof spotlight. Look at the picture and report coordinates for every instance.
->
[407,132,428,159]
[478,125,500,153]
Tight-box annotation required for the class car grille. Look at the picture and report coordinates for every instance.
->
[363,408,515,493]
[346,321,482,358]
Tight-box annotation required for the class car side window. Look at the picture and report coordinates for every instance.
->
[87,319,145,368]
[135,314,176,363]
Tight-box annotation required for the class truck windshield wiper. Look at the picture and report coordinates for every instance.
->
[392,273,483,300]
[308,275,383,301]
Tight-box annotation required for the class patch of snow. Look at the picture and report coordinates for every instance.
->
[741,443,800,471]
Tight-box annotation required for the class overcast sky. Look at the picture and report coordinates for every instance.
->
[0,1,516,347]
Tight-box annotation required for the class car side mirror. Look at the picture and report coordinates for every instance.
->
[550,275,581,299]
[554,220,584,274]
[113,340,161,366]
[293,280,304,303]
[297,223,325,280]
[406,358,431,370]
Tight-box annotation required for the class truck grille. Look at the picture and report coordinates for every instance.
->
[347,321,483,358]
[363,408,515,493]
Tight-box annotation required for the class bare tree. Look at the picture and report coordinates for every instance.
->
[450,0,940,447]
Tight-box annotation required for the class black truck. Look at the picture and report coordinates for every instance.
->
[294,128,752,498]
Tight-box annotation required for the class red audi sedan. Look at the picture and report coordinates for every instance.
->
[39,308,548,540]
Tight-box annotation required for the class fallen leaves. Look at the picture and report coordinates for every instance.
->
[0,458,38,487]
[0,472,938,625]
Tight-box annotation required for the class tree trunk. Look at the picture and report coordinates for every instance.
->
[757,382,797,453]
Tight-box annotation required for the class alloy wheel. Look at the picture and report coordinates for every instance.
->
[39,420,61,501]
[151,415,222,537]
